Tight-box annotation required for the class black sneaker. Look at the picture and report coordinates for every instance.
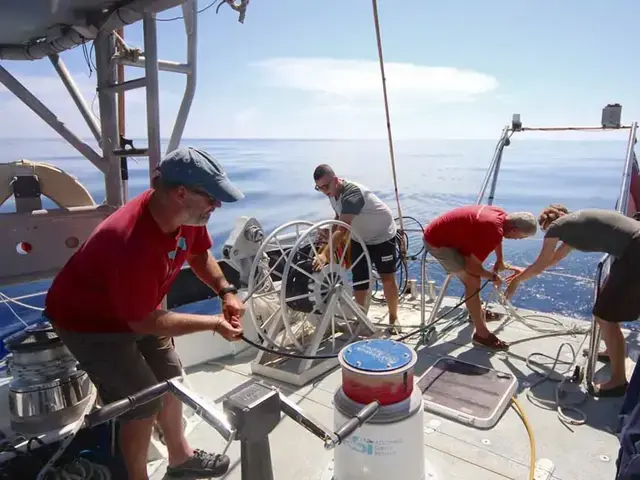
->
[166,449,230,478]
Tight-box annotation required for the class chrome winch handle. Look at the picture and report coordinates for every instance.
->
[83,377,235,442]
[83,378,380,453]
[278,393,380,450]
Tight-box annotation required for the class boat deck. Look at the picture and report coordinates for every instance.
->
[149,295,635,480]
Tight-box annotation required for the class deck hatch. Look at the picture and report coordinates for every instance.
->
[416,357,518,429]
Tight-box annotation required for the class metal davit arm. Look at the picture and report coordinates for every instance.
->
[585,121,638,391]
[167,0,198,154]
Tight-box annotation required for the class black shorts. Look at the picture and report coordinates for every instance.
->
[593,235,640,323]
[350,237,398,291]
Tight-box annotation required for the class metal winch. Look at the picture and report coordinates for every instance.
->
[4,321,94,434]
[325,338,433,480]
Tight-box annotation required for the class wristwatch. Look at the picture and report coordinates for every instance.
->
[218,285,238,299]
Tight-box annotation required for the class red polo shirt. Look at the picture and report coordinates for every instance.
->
[424,205,506,262]
[45,189,212,333]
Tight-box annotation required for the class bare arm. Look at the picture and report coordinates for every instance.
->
[464,254,496,279]
[493,242,505,270]
[324,213,354,254]
[186,250,232,294]
[129,310,221,336]
[513,238,571,283]
[548,242,573,267]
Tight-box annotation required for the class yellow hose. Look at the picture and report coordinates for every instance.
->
[511,397,536,480]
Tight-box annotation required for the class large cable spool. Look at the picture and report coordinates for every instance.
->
[246,219,383,356]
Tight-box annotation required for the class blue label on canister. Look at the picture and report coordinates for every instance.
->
[341,339,413,372]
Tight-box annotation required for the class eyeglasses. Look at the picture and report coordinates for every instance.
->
[188,187,217,204]
[315,180,332,192]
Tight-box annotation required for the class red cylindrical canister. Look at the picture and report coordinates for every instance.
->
[338,339,417,406]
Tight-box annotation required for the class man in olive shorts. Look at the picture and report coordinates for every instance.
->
[311,164,400,333]
[424,205,537,351]
[45,147,245,479]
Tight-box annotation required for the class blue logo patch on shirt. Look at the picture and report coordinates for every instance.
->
[168,237,187,260]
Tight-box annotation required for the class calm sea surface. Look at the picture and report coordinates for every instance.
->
[0,137,634,345]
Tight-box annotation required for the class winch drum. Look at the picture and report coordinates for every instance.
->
[4,322,94,434]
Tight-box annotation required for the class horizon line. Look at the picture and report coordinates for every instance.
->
[0,136,630,142]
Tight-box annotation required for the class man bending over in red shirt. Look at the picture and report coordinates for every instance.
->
[45,147,245,480]
[423,205,537,351]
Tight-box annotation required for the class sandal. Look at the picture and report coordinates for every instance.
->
[593,382,629,398]
[386,324,402,335]
[166,449,230,478]
[472,332,509,352]
[484,310,502,322]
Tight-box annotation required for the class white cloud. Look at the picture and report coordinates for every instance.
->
[252,57,499,108]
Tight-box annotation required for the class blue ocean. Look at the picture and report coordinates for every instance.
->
[0,136,633,346]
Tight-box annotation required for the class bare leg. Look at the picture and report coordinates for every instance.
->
[157,392,193,466]
[459,273,490,338]
[119,416,157,480]
[354,289,368,310]
[380,273,399,324]
[595,318,627,390]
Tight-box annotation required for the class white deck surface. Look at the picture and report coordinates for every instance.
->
[149,294,636,480]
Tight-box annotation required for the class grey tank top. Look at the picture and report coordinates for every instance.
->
[545,209,640,258]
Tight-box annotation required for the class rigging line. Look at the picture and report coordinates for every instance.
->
[370,0,405,239]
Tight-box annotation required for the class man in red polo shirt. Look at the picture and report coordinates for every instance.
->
[423,204,537,351]
[45,147,244,479]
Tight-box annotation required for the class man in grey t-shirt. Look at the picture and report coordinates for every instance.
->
[312,164,400,332]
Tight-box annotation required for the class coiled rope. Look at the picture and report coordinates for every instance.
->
[493,288,591,427]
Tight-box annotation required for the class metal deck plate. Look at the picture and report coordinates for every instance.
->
[416,357,518,429]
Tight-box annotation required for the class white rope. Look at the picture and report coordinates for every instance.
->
[492,285,590,427]
[0,291,45,312]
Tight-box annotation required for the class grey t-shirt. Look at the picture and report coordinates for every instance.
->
[545,208,640,257]
[329,180,397,245]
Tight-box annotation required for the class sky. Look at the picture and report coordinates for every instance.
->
[0,1,639,140]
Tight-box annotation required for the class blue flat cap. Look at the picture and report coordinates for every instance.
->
[157,147,244,203]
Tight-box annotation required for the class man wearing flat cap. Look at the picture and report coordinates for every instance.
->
[44,147,244,479]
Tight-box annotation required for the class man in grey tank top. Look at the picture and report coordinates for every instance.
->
[312,164,400,334]
[505,204,640,397]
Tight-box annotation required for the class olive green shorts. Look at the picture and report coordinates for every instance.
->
[54,327,183,421]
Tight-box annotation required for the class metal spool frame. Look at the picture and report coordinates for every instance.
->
[249,219,382,387]
[246,220,314,350]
